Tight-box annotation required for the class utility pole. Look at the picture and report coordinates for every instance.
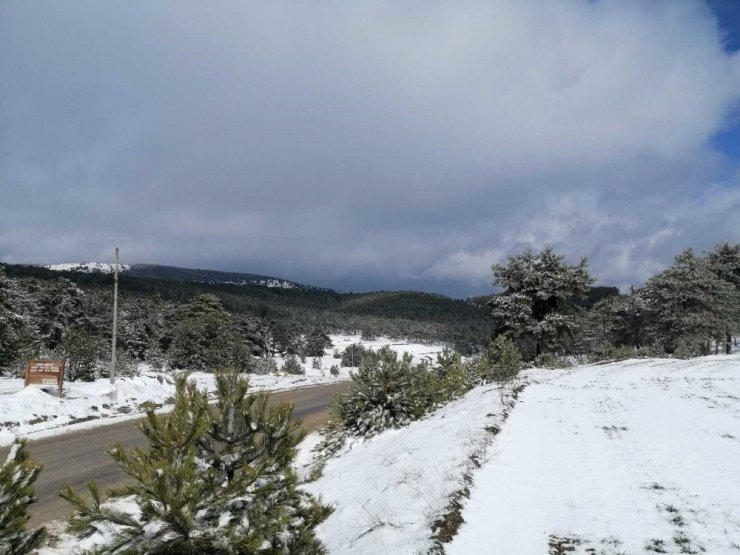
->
[110,247,119,384]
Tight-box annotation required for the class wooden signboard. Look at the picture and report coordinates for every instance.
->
[25,359,64,397]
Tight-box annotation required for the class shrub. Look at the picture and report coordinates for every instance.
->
[333,347,429,437]
[340,343,369,367]
[282,354,305,375]
[252,356,278,375]
[329,364,340,377]
[61,371,330,554]
[434,358,473,404]
[533,352,571,369]
[486,335,522,382]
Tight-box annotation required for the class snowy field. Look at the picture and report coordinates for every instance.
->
[0,335,444,447]
[449,355,740,555]
[27,353,740,554]
[296,355,740,554]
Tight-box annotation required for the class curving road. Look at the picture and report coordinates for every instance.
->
[1,381,349,527]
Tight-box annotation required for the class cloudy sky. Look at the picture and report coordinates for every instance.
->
[1,1,739,297]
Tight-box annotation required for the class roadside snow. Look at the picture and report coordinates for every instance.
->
[300,384,507,554]
[449,355,740,555]
[0,335,444,446]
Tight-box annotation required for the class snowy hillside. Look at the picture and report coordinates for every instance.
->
[302,355,740,554]
[45,262,130,273]
[42,262,322,290]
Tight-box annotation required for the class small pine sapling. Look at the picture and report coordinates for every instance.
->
[0,439,47,555]
[60,372,330,554]
[282,354,305,375]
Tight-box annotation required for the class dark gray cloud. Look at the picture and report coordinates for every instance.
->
[1,1,739,297]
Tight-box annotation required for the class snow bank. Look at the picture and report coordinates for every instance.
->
[300,384,507,554]
[449,355,740,554]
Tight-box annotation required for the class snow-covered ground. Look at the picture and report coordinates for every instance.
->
[294,355,740,554]
[28,352,740,553]
[300,384,508,554]
[449,355,740,555]
[0,335,444,447]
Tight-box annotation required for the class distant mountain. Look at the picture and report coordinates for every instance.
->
[45,262,132,273]
[44,262,334,292]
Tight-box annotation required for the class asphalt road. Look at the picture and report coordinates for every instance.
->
[1,381,349,527]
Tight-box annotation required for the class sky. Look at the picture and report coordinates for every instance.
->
[1,1,739,298]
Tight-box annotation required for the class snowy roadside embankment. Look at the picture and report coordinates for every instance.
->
[0,335,444,446]
[449,355,740,554]
[299,383,509,554]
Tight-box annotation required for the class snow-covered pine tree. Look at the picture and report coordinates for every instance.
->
[593,289,650,349]
[303,330,333,358]
[490,248,594,358]
[706,242,740,353]
[168,294,242,371]
[643,249,737,354]
[60,372,330,554]
[433,349,471,402]
[486,335,522,383]
[0,269,38,375]
[0,439,46,555]
[281,354,304,375]
[334,347,428,438]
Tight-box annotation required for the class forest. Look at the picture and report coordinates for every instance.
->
[0,241,737,381]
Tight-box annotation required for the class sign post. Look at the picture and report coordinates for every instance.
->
[25,359,65,397]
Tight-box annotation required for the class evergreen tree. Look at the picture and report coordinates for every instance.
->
[339,343,368,367]
[433,349,472,402]
[0,439,46,555]
[0,269,38,374]
[60,372,330,554]
[706,242,740,353]
[303,329,332,358]
[485,335,522,383]
[643,249,737,354]
[490,248,594,358]
[281,354,304,375]
[333,347,428,437]
[61,325,106,381]
[593,289,650,349]
[168,295,244,371]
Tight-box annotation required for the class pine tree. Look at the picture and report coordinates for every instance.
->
[490,248,595,358]
[281,354,304,375]
[303,330,333,358]
[643,249,737,354]
[333,347,428,437]
[0,269,38,375]
[168,295,243,372]
[0,439,46,555]
[593,289,650,349]
[339,343,368,367]
[486,335,522,383]
[706,243,740,353]
[60,371,330,554]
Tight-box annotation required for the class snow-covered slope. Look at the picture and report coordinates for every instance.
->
[301,384,508,554]
[449,355,740,554]
[296,355,740,554]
